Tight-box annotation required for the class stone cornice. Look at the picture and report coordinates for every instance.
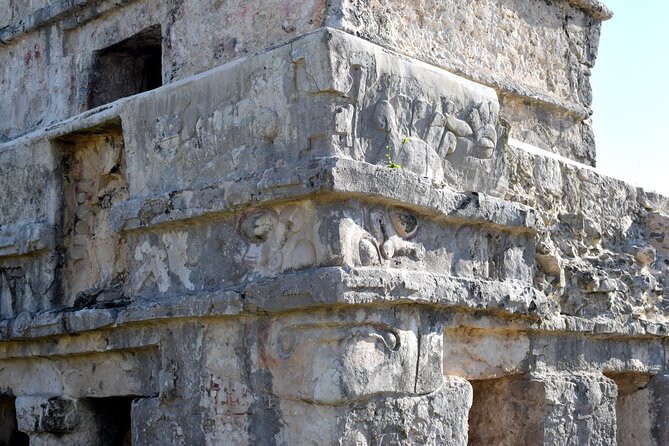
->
[567,0,614,21]
[0,0,613,46]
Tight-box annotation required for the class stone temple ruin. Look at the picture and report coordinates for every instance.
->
[0,0,668,444]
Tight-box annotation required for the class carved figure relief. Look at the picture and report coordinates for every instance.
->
[145,98,281,195]
[132,231,195,294]
[133,241,170,293]
[237,202,320,276]
[60,130,129,304]
[195,99,279,151]
[236,201,425,272]
[371,96,444,182]
[353,205,425,267]
[290,58,501,185]
[371,96,499,175]
[360,74,500,183]
[265,310,418,404]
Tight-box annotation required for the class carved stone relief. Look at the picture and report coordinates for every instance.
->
[365,82,499,183]
[183,197,537,286]
[60,129,129,306]
[263,309,419,404]
[237,201,321,277]
[132,231,196,294]
[123,32,504,198]
[347,205,425,267]
[0,258,55,317]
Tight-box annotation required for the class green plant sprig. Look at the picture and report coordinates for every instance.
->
[386,135,410,170]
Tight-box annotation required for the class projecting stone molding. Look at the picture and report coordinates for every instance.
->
[0,1,667,444]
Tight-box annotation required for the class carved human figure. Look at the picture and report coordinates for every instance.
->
[238,203,319,276]
[61,132,129,303]
[370,86,500,180]
[372,97,445,182]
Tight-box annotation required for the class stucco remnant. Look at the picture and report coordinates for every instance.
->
[0,0,667,444]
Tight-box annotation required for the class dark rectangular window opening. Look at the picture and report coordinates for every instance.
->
[0,396,29,446]
[88,25,162,109]
[86,396,135,446]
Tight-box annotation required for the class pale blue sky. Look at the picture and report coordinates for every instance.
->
[591,0,669,195]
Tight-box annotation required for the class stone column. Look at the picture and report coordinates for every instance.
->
[541,374,617,446]
[649,374,669,445]
[261,307,472,445]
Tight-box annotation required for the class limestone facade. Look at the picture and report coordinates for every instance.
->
[0,0,667,444]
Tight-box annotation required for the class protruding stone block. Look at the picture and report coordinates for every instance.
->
[16,396,79,434]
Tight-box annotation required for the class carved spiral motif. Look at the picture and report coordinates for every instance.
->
[390,208,418,239]
[238,210,277,243]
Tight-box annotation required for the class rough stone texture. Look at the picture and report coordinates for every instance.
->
[1,0,667,445]
[1,0,607,165]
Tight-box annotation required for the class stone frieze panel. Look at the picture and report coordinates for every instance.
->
[120,29,505,197]
[125,197,535,299]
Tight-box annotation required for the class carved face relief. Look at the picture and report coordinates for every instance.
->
[237,202,320,276]
[239,210,278,245]
[362,206,425,264]
[390,207,418,239]
[265,311,419,404]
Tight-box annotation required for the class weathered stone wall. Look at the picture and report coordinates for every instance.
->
[0,0,328,142]
[1,0,607,165]
[0,0,668,444]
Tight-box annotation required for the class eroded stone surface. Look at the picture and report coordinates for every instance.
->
[0,0,608,165]
[0,2,667,445]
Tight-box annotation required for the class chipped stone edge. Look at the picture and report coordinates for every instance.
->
[567,0,614,21]
[110,157,539,234]
[1,266,665,347]
[0,222,55,257]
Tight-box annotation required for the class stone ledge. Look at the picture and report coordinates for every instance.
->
[110,157,539,234]
[567,0,613,20]
[0,267,544,341]
[0,0,138,44]
[242,267,546,315]
[2,265,668,342]
[0,222,54,257]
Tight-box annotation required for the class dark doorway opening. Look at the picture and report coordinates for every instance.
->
[87,396,135,446]
[606,372,653,446]
[468,376,544,445]
[88,25,162,109]
[0,397,29,446]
